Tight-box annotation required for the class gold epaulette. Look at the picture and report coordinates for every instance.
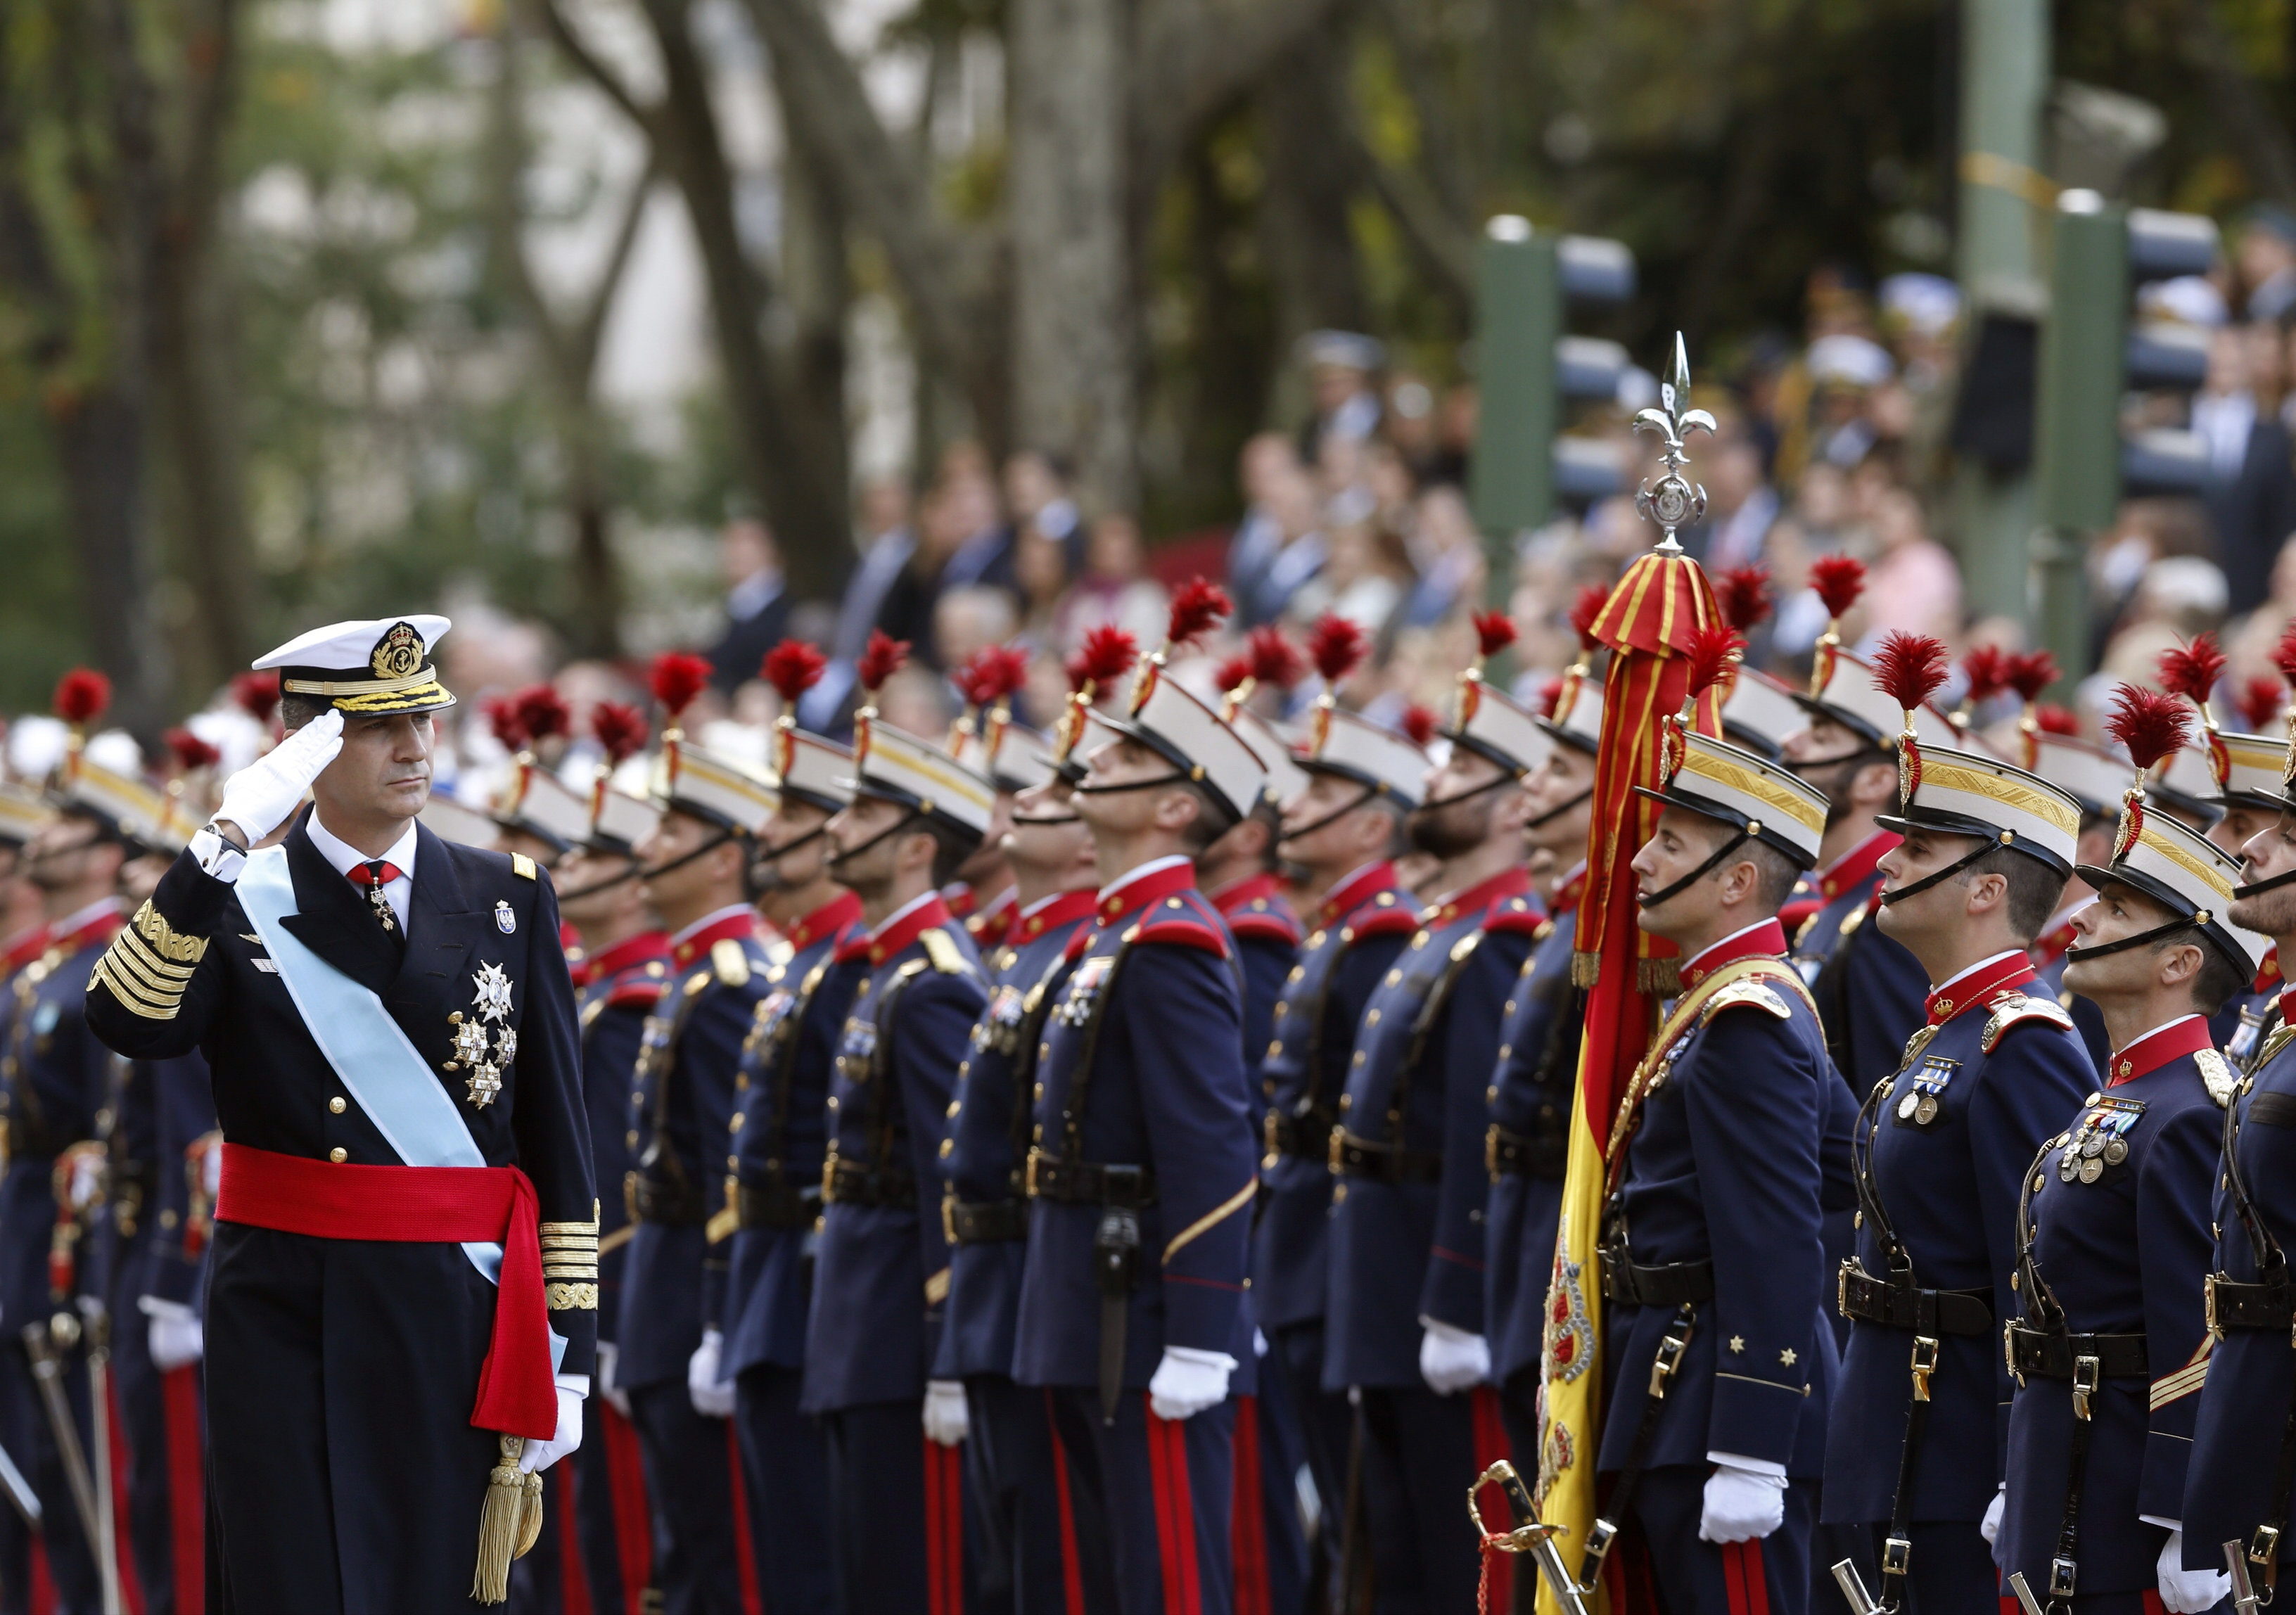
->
[921,928,970,976]
[1979,991,2075,1054]
[89,901,209,1021]
[710,938,752,989]
[511,853,537,880]
[1699,978,1792,1023]
[541,1212,599,1310]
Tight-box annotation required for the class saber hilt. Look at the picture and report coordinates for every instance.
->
[1467,1459,1594,1615]
[1830,1558,1882,1615]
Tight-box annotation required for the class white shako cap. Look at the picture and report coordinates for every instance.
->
[1635,727,1830,869]
[1875,741,2082,874]
[1215,627,1313,812]
[52,748,172,855]
[1296,613,1424,807]
[1797,645,1959,751]
[774,725,855,815]
[1447,613,1550,777]
[0,782,51,848]
[846,717,996,836]
[2149,740,2224,824]
[1104,656,1269,826]
[495,760,592,853]
[253,615,455,715]
[2208,728,2292,812]
[586,785,662,860]
[953,713,1055,795]
[1536,664,1606,755]
[1722,667,1806,760]
[1230,709,1308,810]
[658,736,778,836]
[420,791,504,849]
[2028,729,2131,818]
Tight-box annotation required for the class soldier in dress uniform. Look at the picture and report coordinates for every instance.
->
[1012,656,1267,1615]
[938,696,1099,1615]
[803,638,993,1613]
[493,727,590,877]
[2193,722,2290,1059]
[2027,729,2130,1072]
[84,616,599,1613]
[1251,642,1424,1593]
[1322,637,1545,1615]
[1814,665,2095,1613]
[528,756,670,1615]
[1483,648,1603,1469]
[720,647,864,1614]
[1601,719,1837,1615]
[0,778,49,1609]
[2183,722,2296,1597]
[623,694,777,1615]
[1996,689,2255,1615]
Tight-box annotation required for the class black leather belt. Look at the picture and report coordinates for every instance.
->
[1598,1246,1716,1308]
[2207,1272,2296,1333]
[1263,1109,1332,1163]
[736,1176,820,1232]
[1838,1260,1994,1337]
[1485,1122,1565,1181]
[2005,1322,2148,1380]
[625,1169,708,1227]
[943,1196,1030,1243]
[823,1156,916,1209]
[1328,1130,1441,1185]
[1024,1151,1156,1208]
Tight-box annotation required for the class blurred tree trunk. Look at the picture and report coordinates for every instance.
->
[1255,25,1370,355]
[770,38,853,526]
[1009,0,1138,511]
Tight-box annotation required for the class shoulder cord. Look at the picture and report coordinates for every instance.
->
[1384,936,1484,1140]
[1004,950,1080,1193]
[637,974,712,1191]
[862,962,931,1175]
[1054,941,1135,1166]
[2223,1075,2287,1283]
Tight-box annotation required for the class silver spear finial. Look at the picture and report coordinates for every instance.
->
[1631,331,1718,556]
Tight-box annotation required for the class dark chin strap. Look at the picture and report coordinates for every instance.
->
[555,861,642,904]
[1876,839,1999,908]
[1526,784,1595,830]
[827,807,924,872]
[1415,769,1522,817]
[2236,864,2296,901]
[1780,744,1887,779]
[1071,772,1188,799]
[1010,811,1082,828]
[2063,917,2204,963]
[1277,784,1379,848]
[636,827,736,886]
[1636,829,1751,911]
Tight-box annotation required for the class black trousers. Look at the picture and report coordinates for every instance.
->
[626,1381,745,1615]
[818,1398,967,1615]
[733,1365,835,1614]
[1356,1384,1482,1615]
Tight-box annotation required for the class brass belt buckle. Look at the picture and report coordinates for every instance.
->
[1023,1148,1045,1199]
[1880,1533,1912,1578]
[2251,1522,2281,1569]
[1837,1259,1854,1320]
[941,1193,957,1245]
[2071,1353,2100,1422]
[1909,1334,1940,1403]
[2207,1272,2223,1341]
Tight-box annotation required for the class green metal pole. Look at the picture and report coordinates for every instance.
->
[2032,192,2126,689]
[1953,0,2050,630]
[1470,216,1559,606]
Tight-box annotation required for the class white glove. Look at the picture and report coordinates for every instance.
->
[519,1379,587,1474]
[923,1379,969,1445]
[139,1297,203,1372]
[1698,1456,1787,1543]
[199,1137,222,1199]
[1147,1346,1236,1422]
[2156,1528,2230,1613]
[1418,1317,1491,1396]
[1980,1483,2005,1546]
[595,1341,630,1419]
[64,1152,103,1212]
[215,708,343,850]
[687,1329,734,1418]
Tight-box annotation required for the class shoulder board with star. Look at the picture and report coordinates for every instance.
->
[920,928,976,977]
[1482,898,1545,938]
[2197,1047,2240,1109]
[1699,978,1794,1023]
[1979,990,2075,1054]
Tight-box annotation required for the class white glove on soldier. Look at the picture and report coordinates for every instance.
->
[687,1329,734,1418]
[2155,1527,2230,1613]
[1980,1483,2005,1547]
[519,1378,587,1474]
[1698,1455,1787,1543]
[63,1151,103,1213]
[1147,1346,1236,1422]
[1417,1318,1491,1395]
[139,1297,203,1372]
[207,708,343,863]
[923,1380,969,1445]
[595,1341,630,1419]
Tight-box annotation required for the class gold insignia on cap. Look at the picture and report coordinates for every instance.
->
[371,621,426,680]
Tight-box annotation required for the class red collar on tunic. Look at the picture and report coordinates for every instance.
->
[1315,863,1399,931]
[1010,888,1099,945]
[1211,872,1286,918]
[3,926,50,976]
[1925,952,2038,1027]
[2258,944,2282,995]
[867,895,955,966]
[50,905,124,957]
[1426,867,1533,930]
[2106,1015,2212,1086]
[670,909,759,971]
[573,929,670,989]
[787,891,865,955]
[1095,861,1199,930]
[1678,919,1790,990]
[1814,830,1896,904]
[1548,862,1589,918]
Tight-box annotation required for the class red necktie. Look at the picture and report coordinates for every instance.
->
[347,861,404,934]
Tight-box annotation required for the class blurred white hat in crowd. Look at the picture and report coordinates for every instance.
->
[2139,275,2227,328]
[1807,333,1895,389]
[1880,273,1960,337]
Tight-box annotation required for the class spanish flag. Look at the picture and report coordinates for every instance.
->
[1534,547,1723,1614]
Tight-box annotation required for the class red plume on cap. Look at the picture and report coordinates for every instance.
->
[1716,566,1773,632]
[2157,634,2228,711]
[2005,650,2059,706]
[1682,625,1745,706]
[976,645,1030,703]
[485,696,529,753]
[231,670,281,724]
[1068,627,1137,694]
[591,701,649,765]
[1472,611,1518,661]
[1809,555,1866,621]
[53,668,110,728]
[952,651,1000,711]
[1567,586,1609,654]
[1214,653,1253,697]
[1400,705,1440,748]
[2105,685,2193,777]
[1959,645,2010,706]
[1536,677,1564,718]
[762,639,827,704]
[163,728,221,774]
[856,631,909,696]
[1247,627,1303,691]
[2238,675,2286,733]
[1162,578,1231,654]
[2035,704,2080,736]
[649,652,711,720]
[2273,623,2296,691]
[1873,632,1949,721]
[1308,614,1368,687]
[513,684,571,748]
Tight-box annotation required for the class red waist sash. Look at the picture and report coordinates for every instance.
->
[215,1142,557,1439]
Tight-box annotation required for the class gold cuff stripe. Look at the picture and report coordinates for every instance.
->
[129,901,208,964]
[540,1219,601,1236]
[540,1237,599,1252]
[924,1267,950,1305]
[90,960,181,1020]
[544,1282,599,1310]
[119,929,198,978]
[543,1268,600,1282]
[105,940,196,999]
[1163,1177,1258,1265]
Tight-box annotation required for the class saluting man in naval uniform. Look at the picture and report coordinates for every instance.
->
[1997,689,2254,1615]
[84,616,598,1613]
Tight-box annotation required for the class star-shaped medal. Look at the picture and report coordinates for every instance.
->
[472,962,514,1023]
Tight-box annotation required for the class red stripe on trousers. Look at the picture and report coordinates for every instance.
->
[924,1438,965,1615]
[1228,1398,1269,1615]
[599,1402,653,1615]
[107,1377,144,1615]
[1721,1539,1769,1615]
[2144,1595,2168,1615]
[1047,1392,1087,1615]
[945,1438,966,1612]
[726,1424,762,1615]
[1144,1403,1204,1615]
[555,1461,592,1615]
[160,1368,203,1615]
[1467,1389,1514,1612]
[30,1538,51,1615]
